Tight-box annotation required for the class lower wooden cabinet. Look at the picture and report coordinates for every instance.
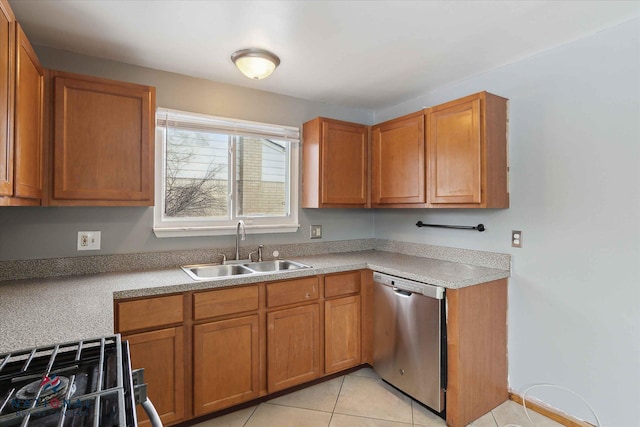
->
[193,315,260,416]
[124,327,185,427]
[445,278,508,427]
[324,271,363,374]
[325,295,361,374]
[115,294,186,426]
[114,271,506,427]
[267,303,321,392]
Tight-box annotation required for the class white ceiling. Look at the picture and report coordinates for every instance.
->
[8,0,640,110]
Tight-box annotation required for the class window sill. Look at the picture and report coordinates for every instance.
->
[153,224,300,238]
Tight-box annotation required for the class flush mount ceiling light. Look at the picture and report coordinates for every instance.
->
[231,48,281,80]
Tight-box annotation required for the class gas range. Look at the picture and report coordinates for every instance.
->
[0,335,160,427]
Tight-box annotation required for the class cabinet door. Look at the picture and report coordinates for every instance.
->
[428,98,482,204]
[302,117,368,208]
[13,24,43,200]
[267,304,320,392]
[0,0,13,197]
[193,315,260,416]
[325,295,361,374]
[51,72,155,205]
[372,112,425,205]
[125,327,185,427]
[320,120,368,205]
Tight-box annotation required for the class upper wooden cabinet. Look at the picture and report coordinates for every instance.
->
[371,111,425,206]
[426,92,508,208]
[0,0,14,199]
[302,117,369,208]
[0,1,44,206]
[14,24,44,202]
[49,71,155,206]
[301,91,508,210]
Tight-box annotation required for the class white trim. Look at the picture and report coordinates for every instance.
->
[156,107,300,142]
[153,109,300,238]
[153,224,300,238]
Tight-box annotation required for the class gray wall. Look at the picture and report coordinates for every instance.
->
[373,19,640,427]
[0,47,375,260]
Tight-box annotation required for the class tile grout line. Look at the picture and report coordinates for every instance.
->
[327,375,347,426]
[490,409,499,427]
[411,400,414,426]
[241,405,259,427]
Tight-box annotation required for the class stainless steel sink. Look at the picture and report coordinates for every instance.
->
[181,264,254,280]
[181,259,311,280]
[244,259,311,272]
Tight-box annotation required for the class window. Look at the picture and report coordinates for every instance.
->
[153,108,300,237]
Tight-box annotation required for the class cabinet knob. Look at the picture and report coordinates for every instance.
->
[400,369,405,375]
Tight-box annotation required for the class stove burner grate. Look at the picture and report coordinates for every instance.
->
[0,336,133,427]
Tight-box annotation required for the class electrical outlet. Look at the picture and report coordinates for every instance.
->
[77,231,101,251]
[310,225,322,239]
[512,230,522,248]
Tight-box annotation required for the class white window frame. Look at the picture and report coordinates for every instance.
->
[153,108,300,238]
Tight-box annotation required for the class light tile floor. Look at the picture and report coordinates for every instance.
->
[193,368,564,427]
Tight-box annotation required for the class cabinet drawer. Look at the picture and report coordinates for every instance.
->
[117,294,184,333]
[194,286,259,320]
[325,271,361,298]
[267,277,319,308]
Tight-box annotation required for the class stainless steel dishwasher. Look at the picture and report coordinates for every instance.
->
[373,271,445,413]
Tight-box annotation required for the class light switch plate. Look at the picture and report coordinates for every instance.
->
[310,225,322,239]
[78,231,101,251]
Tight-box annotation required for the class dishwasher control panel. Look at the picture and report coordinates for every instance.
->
[373,272,444,300]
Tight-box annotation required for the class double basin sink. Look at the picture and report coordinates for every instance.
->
[182,259,312,281]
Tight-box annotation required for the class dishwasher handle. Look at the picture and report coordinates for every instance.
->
[392,287,413,297]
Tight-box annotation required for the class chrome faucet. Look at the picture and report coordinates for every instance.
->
[235,220,246,260]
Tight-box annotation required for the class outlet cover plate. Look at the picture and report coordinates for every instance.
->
[78,231,101,251]
[512,230,522,248]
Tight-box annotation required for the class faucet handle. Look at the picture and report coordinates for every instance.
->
[258,245,264,262]
[248,251,257,263]
[214,253,227,264]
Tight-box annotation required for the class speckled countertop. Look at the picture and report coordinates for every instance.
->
[0,249,509,354]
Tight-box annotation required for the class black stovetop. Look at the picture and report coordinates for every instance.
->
[0,336,135,427]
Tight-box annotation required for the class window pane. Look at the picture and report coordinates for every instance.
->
[236,137,288,217]
[165,129,229,218]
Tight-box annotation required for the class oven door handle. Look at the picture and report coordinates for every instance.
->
[139,392,163,427]
[132,369,163,427]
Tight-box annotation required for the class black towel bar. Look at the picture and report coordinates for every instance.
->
[415,221,485,232]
